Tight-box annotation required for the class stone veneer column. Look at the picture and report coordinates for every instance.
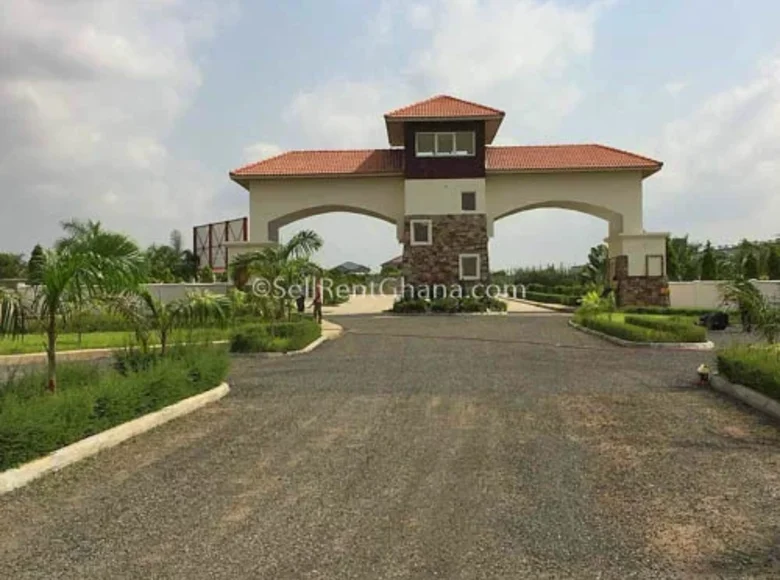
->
[613,255,670,307]
[402,214,490,287]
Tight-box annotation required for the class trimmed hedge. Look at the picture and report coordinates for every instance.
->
[526,284,584,297]
[524,291,580,307]
[621,306,727,317]
[0,345,230,471]
[575,314,707,343]
[229,320,321,353]
[391,296,507,314]
[717,346,780,402]
[624,314,699,334]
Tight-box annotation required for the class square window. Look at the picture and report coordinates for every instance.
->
[410,220,432,245]
[416,133,434,156]
[435,133,455,155]
[455,132,475,155]
[461,191,476,211]
[459,254,480,280]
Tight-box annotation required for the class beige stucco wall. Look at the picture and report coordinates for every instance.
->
[669,281,780,309]
[248,176,405,242]
[485,171,645,237]
[404,178,486,215]
[619,233,667,276]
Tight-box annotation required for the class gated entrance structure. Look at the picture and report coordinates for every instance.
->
[227,95,669,306]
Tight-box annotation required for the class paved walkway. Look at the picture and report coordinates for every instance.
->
[1,316,779,578]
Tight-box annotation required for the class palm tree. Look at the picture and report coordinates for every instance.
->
[111,289,230,355]
[0,226,146,392]
[236,230,324,319]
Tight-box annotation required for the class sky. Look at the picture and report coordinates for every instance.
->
[1,0,780,270]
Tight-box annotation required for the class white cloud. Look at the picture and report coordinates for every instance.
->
[645,57,780,244]
[283,0,605,148]
[0,0,237,253]
[243,142,283,163]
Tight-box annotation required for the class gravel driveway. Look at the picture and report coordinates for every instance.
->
[1,314,779,579]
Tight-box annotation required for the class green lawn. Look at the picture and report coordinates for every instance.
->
[0,328,232,355]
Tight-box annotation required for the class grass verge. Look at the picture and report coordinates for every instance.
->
[0,345,230,471]
[229,319,322,353]
[717,346,780,402]
[0,327,233,355]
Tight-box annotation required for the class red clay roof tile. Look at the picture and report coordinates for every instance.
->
[384,95,505,119]
[230,144,661,179]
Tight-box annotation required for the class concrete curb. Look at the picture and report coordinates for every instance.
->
[504,297,575,313]
[709,375,780,422]
[0,340,230,367]
[379,311,508,317]
[568,320,715,350]
[0,382,230,495]
[249,320,344,358]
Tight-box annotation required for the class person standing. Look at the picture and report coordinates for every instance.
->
[312,277,323,324]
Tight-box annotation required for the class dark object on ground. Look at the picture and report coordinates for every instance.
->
[296,295,305,313]
[699,311,729,330]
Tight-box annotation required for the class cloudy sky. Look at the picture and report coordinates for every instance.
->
[2,0,779,270]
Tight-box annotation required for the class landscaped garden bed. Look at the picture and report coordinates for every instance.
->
[717,346,780,402]
[229,319,322,353]
[390,296,508,314]
[574,312,708,343]
[0,345,229,471]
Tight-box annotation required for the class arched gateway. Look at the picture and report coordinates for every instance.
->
[228,95,668,306]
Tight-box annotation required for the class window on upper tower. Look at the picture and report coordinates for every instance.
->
[415,132,476,157]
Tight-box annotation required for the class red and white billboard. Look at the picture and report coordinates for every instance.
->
[192,217,248,273]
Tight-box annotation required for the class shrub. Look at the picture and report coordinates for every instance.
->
[481,295,507,312]
[624,314,700,334]
[525,291,580,306]
[392,298,428,313]
[229,320,321,353]
[718,346,780,401]
[620,306,727,317]
[430,297,460,313]
[575,314,707,343]
[0,345,229,471]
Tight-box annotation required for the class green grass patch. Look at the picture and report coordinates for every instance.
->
[229,320,322,353]
[0,327,233,355]
[575,313,707,343]
[620,306,729,317]
[718,346,780,402]
[0,345,230,471]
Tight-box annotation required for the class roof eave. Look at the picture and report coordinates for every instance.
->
[486,165,663,178]
[229,171,404,182]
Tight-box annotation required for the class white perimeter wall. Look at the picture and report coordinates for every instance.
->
[15,283,231,305]
[669,280,780,309]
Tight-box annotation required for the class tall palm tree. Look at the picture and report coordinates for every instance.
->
[235,230,324,319]
[0,227,147,392]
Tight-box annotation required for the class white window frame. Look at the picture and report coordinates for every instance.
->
[410,219,432,246]
[461,191,477,212]
[459,253,481,281]
[415,131,476,158]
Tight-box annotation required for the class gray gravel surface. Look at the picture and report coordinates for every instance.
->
[2,314,780,579]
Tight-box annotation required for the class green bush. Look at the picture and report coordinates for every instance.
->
[229,320,321,353]
[481,295,507,312]
[430,297,460,313]
[620,306,727,317]
[718,346,780,401]
[392,298,428,313]
[524,291,580,306]
[0,345,229,471]
[527,284,584,297]
[624,314,700,334]
[575,314,707,343]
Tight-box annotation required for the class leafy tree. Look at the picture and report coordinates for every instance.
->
[580,244,608,286]
[766,247,780,280]
[720,278,780,343]
[27,244,45,285]
[699,241,717,280]
[0,224,146,392]
[743,252,759,280]
[666,235,700,281]
[0,253,25,279]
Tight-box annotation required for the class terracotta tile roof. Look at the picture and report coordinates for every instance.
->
[230,149,404,178]
[230,144,661,179]
[486,144,662,174]
[384,95,505,119]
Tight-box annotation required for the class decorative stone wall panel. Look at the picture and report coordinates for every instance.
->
[613,255,670,307]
